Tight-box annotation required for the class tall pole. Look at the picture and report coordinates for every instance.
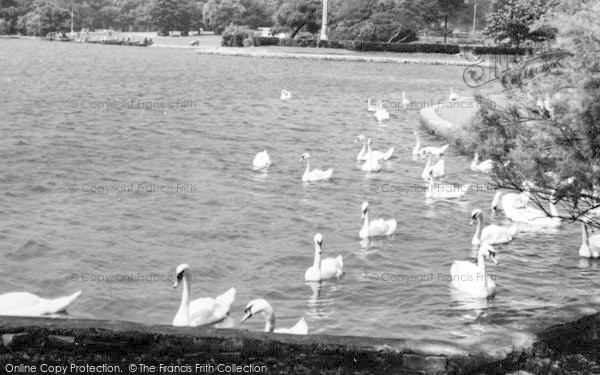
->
[320,0,328,41]
[472,3,476,34]
[443,14,447,44]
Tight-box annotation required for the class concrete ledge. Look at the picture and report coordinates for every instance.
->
[192,47,476,66]
[419,100,474,152]
[1,313,600,374]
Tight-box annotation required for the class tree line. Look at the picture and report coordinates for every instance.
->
[1,0,505,39]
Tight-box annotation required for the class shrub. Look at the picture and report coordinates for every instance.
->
[253,36,279,46]
[221,24,254,47]
[279,37,316,47]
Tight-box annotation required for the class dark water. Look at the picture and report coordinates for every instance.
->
[0,39,597,353]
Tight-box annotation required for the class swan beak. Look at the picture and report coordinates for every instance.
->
[490,253,499,265]
[173,280,179,288]
[241,311,252,323]
[298,157,303,162]
[470,219,475,225]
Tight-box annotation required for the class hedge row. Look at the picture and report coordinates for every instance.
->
[348,41,460,54]
[226,34,532,56]
[250,37,461,53]
[471,46,534,55]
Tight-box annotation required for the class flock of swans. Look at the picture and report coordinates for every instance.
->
[1,88,598,338]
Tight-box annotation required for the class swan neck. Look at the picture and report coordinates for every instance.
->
[180,273,191,309]
[475,215,483,240]
[262,306,275,332]
[313,243,322,269]
[477,251,487,279]
[304,159,310,175]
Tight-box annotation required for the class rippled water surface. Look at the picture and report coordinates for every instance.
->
[1,39,598,352]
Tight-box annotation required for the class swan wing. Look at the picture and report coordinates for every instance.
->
[321,256,344,279]
[275,317,308,335]
[307,168,333,181]
[188,288,235,327]
[0,290,81,316]
[481,225,514,244]
[369,218,396,236]
[450,261,491,298]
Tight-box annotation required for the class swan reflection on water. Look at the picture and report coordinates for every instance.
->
[305,281,338,320]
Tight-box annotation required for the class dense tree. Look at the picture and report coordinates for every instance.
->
[149,0,192,34]
[202,0,243,33]
[17,0,70,35]
[484,0,556,47]
[468,0,600,228]
[273,0,321,38]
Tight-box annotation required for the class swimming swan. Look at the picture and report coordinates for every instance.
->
[359,201,397,239]
[579,219,600,258]
[299,153,333,182]
[411,130,449,157]
[471,208,517,245]
[374,102,390,122]
[355,135,393,161]
[491,191,561,227]
[252,150,271,171]
[361,138,382,172]
[448,88,459,102]
[471,153,493,173]
[0,290,81,317]
[450,243,498,298]
[426,171,470,200]
[172,263,236,327]
[241,299,308,334]
[304,233,344,281]
[280,90,291,100]
[401,91,410,107]
[421,154,445,181]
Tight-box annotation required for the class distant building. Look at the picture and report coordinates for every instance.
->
[257,27,271,37]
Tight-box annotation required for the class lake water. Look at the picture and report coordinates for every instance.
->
[0,38,598,353]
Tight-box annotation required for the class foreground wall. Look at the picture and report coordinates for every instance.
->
[0,313,599,374]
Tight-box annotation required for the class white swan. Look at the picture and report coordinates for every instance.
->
[374,102,390,122]
[471,208,517,245]
[470,153,493,173]
[241,299,308,335]
[401,91,410,107]
[426,171,470,200]
[411,130,449,156]
[359,201,397,239]
[252,150,271,171]
[355,135,393,161]
[298,153,333,182]
[579,220,600,258]
[0,290,81,317]
[361,138,382,172]
[304,233,344,282]
[172,263,236,327]
[491,191,561,227]
[367,97,378,112]
[450,243,498,298]
[421,154,444,181]
[280,90,291,100]
[448,87,459,102]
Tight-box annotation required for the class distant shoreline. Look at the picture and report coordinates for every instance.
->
[1,34,476,66]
